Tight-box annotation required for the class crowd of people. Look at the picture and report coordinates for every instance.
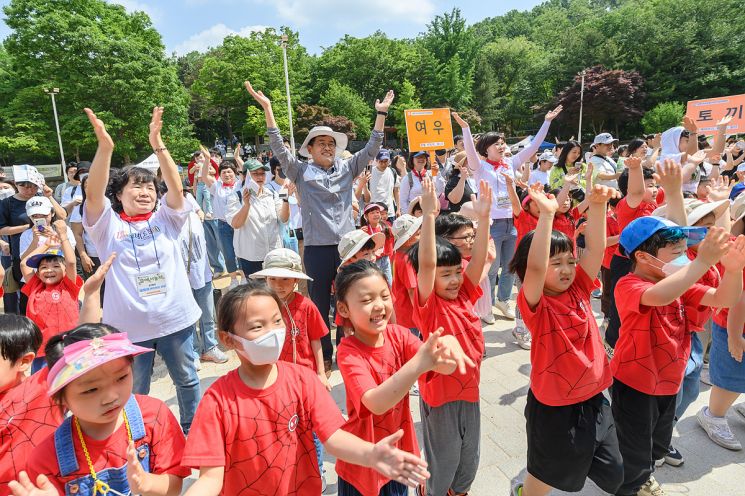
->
[1,78,745,496]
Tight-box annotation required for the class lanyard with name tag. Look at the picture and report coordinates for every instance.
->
[126,219,165,296]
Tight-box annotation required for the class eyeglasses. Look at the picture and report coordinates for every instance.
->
[447,234,476,243]
[313,142,336,150]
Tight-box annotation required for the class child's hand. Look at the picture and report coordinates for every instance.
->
[436,334,477,375]
[625,156,642,170]
[583,161,593,183]
[82,252,115,295]
[52,219,67,236]
[653,159,682,191]
[469,180,493,219]
[706,176,733,202]
[8,471,58,496]
[720,235,745,272]
[318,373,332,392]
[369,430,430,488]
[563,173,579,188]
[416,329,475,375]
[728,334,745,363]
[587,184,620,204]
[486,238,496,263]
[419,177,439,216]
[500,171,514,188]
[527,183,558,215]
[126,440,152,494]
[696,227,731,266]
[686,150,707,166]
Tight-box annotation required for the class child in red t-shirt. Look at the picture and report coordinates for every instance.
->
[334,257,474,496]
[611,216,745,496]
[405,178,490,496]
[20,220,83,373]
[249,247,332,487]
[15,325,190,496]
[183,281,434,496]
[508,183,623,496]
[391,214,422,335]
[361,202,395,286]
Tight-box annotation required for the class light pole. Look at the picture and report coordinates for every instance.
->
[44,88,67,181]
[578,70,586,144]
[280,34,296,154]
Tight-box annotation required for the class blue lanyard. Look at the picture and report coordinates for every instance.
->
[126,220,161,272]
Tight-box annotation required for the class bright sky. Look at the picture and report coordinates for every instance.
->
[0,0,545,56]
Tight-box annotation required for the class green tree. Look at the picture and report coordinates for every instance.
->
[320,81,371,139]
[243,89,290,144]
[3,0,196,164]
[641,102,686,134]
[391,80,422,145]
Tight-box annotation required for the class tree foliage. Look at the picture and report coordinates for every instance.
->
[320,81,371,139]
[641,102,686,134]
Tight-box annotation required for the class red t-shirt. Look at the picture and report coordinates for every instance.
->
[412,277,484,407]
[22,275,83,357]
[187,158,219,186]
[362,224,394,259]
[515,210,538,246]
[336,325,421,496]
[183,364,345,495]
[0,369,62,493]
[552,207,581,240]
[684,249,721,332]
[614,198,657,256]
[391,250,418,329]
[517,266,612,406]
[26,395,189,494]
[611,274,709,395]
[279,293,329,371]
[602,211,620,269]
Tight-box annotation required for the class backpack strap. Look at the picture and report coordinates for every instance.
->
[54,417,79,476]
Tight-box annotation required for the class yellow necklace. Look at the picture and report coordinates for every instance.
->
[73,410,133,495]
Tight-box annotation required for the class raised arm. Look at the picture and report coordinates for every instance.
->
[654,159,687,226]
[83,109,114,224]
[20,240,52,283]
[512,106,563,166]
[700,235,745,309]
[452,113,481,174]
[347,91,394,178]
[521,185,559,309]
[199,146,217,189]
[501,172,522,214]
[416,178,439,305]
[78,253,115,324]
[464,181,493,286]
[579,185,618,278]
[683,115,699,157]
[149,107,184,211]
[624,156,646,208]
[52,219,77,282]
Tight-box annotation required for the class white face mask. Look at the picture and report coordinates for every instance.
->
[231,327,286,365]
[657,254,691,276]
[0,189,14,200]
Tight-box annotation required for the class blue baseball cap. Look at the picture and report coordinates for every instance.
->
[619,216,708,256]
[376,149,391,161]
[413,151,428,158]
[27,248,65,269]
[730,183,745,201]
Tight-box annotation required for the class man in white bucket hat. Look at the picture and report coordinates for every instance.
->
[244,80,395,369]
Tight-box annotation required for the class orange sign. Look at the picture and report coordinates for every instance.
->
[686,94,745,134]
[404,108,454,151]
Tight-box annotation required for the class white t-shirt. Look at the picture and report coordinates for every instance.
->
[83,198,201,342]
[226,187,283,262]
[61,184,83,209]
[266,180,301,229]
[19,225,76,258]
[398,171,445,214]
[589,155,618,189]
[369,167,399,214]
[529,169,550,186]
[178,194,212,290]
[69,205,97,257]
[208,179,242,222]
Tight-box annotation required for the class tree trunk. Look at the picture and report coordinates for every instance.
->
[225,109,233,141]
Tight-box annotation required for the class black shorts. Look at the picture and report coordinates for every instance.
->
[525,389,623,493]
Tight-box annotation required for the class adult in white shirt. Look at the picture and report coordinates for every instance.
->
[227,159,289,278]
[589,133,621,189]
[200,151,242,287]
[398,151,445,213]
[369,149,399,219]
[455,106,562,330]
[180,192,228,365]
[265,157,302,254]
[82,107,202,433]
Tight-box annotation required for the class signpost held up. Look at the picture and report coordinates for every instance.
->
[686,94,745,134]
[404,108,455,152]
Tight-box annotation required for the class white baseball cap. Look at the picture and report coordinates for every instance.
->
[538,151,558,164]
[25,196,52,217]
[392,214,422,251]
[593,133,618,145]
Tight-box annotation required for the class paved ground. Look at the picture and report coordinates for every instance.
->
[149,284,745,495]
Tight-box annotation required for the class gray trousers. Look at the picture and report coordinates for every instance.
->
[420,398,481,496]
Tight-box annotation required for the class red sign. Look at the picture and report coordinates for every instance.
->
[686,94,745,134]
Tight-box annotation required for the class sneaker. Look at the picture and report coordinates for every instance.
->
[194,357,202,371]
[637,476,666,496]
[494,300,516,320]
[512,327,532,350]
[201,347,229,364]
[735,403,745,419]
[696,406,742,450]
[481,313,496,325]
[510,483,523,496]
[591,288,602,298]
[700,368,712,386]
[663,445,684,466]
[654,457,664,467]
